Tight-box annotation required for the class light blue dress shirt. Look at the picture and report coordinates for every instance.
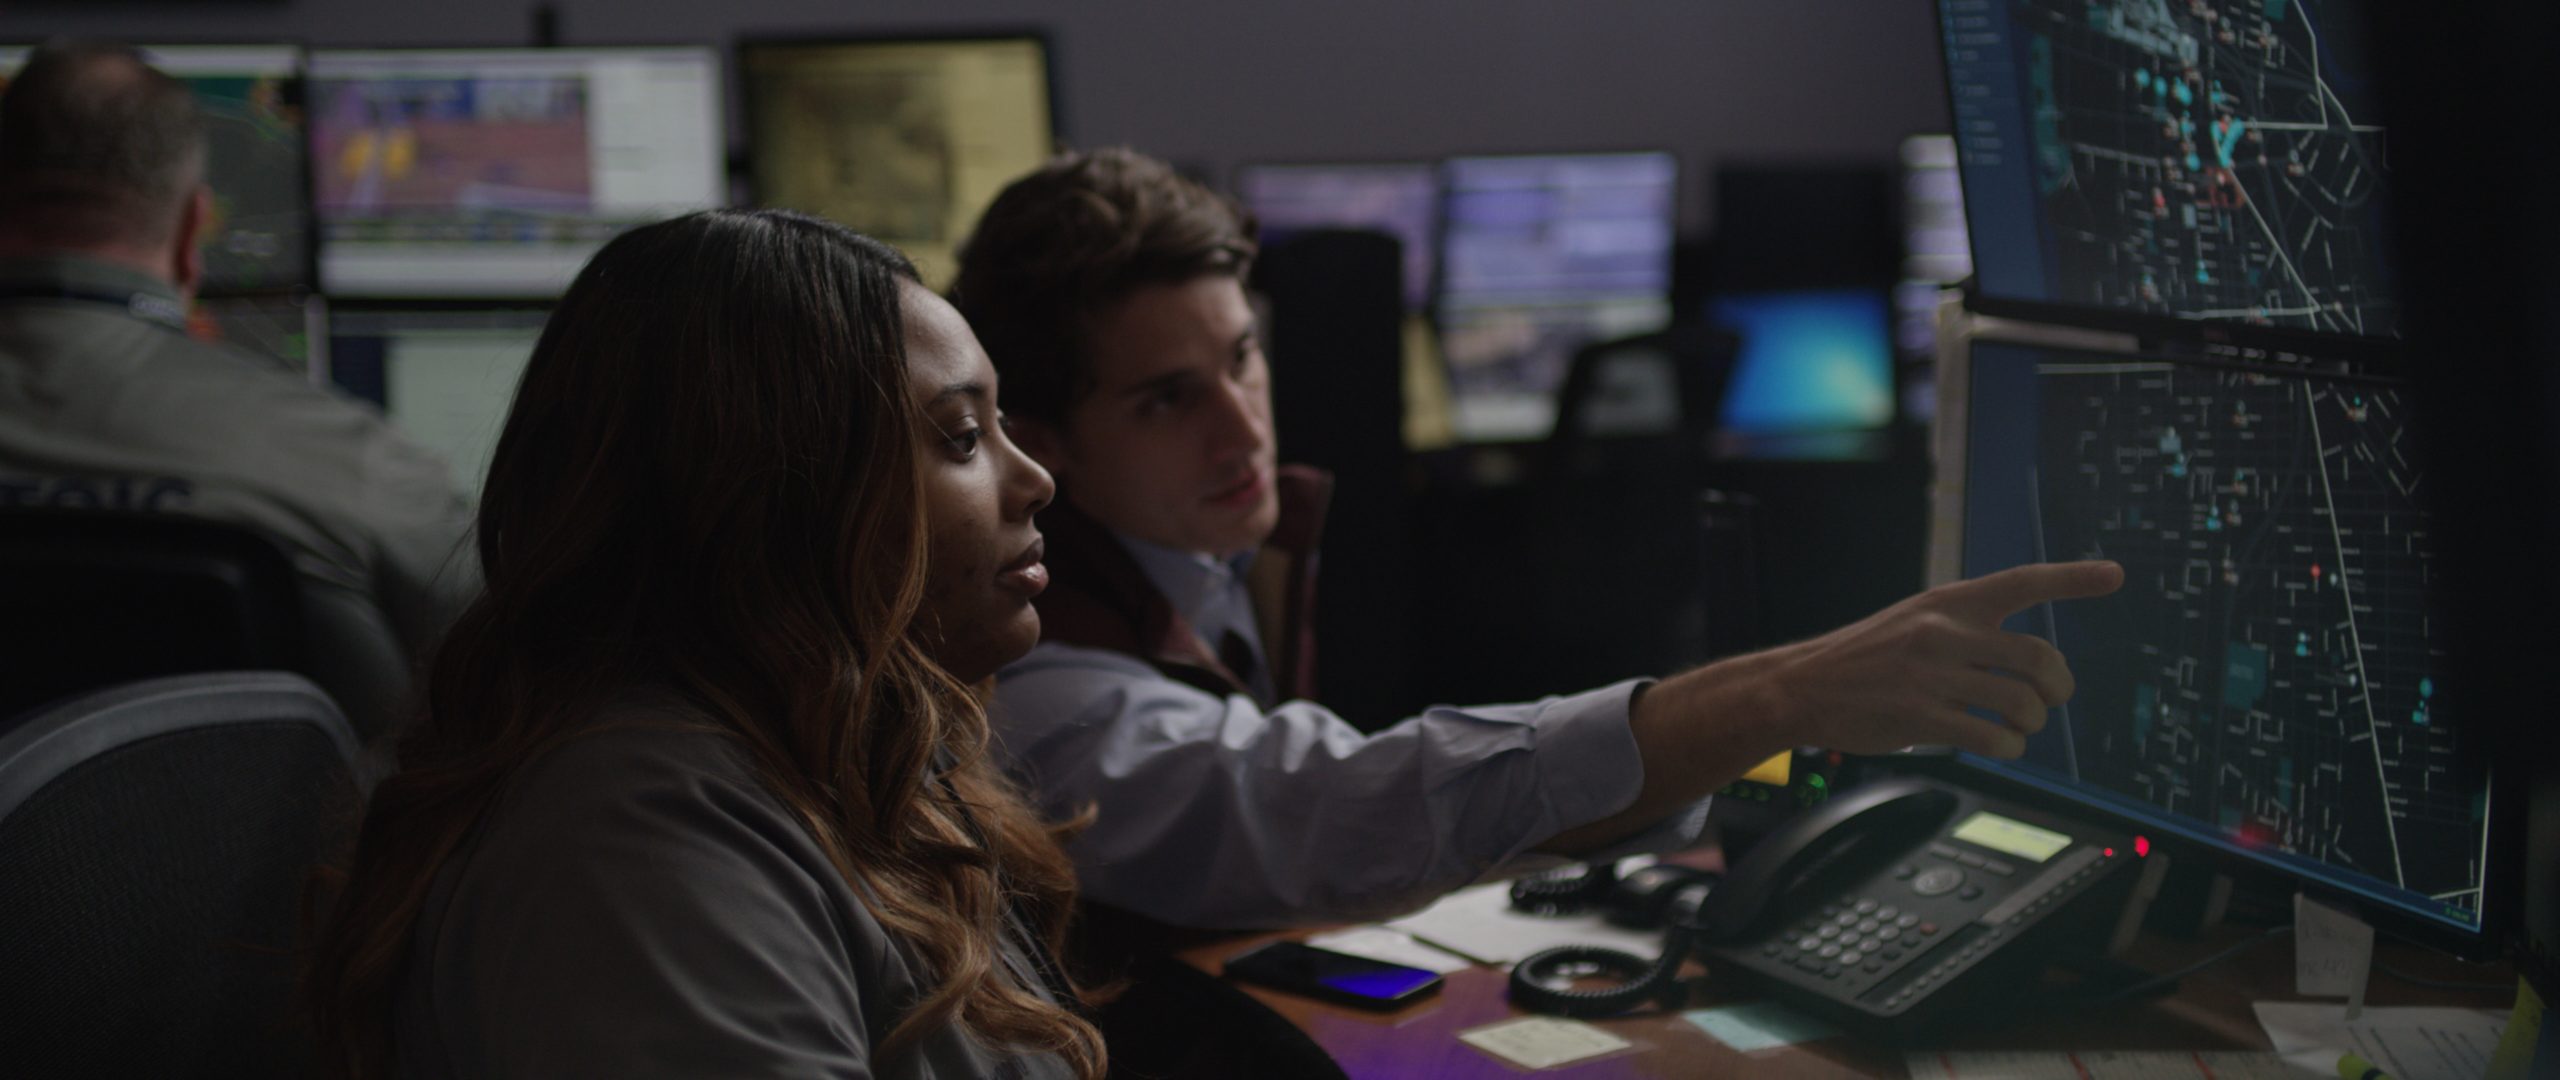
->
[991,532,1712,929]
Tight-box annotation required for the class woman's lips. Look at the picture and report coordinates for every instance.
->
[998,537,1048,596]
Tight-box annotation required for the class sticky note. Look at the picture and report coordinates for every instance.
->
[1683,1002,1843,1051]
[1457,1016,1632,1069]
[2295,893,2375,1003]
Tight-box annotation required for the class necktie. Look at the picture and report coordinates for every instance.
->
[1217,628,1260,691]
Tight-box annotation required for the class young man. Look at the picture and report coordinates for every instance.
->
[951,148,2120,929]
[0,43,477,735]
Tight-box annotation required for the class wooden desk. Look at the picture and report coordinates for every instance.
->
[1177,924,2514,1078]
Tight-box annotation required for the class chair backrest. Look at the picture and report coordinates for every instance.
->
[0,510,306,725]
[1548,324,1741,450]
[0,672,360,1079]
[1252,228,1420,724]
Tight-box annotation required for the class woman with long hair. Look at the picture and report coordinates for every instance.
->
[302,208,1101,1078]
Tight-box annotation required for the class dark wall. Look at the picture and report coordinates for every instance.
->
[0,0,1952,229]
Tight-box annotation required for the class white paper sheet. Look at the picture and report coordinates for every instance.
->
[2253,1001,2509,1080]
[1304,926,1473,974]
[1903,1050,2299,1079]
[1381,880,1668,966]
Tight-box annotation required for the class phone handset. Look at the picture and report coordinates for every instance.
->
[1697,776,1958,942]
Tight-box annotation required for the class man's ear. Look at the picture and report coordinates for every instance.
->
[1010,415,1072,477]
[169,186,209,299]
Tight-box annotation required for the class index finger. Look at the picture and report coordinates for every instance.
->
[1935,560,2124,625]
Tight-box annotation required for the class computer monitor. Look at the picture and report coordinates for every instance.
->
[327,307,549,496]
[1436,151,1677,443]
[1935,0,2400,348]
[741,34,1055,288]
[0,43,313,295]
[307,47,724,299]
[190,293,326,374]
[1235,162,1438,311]
[1710,288,1897,439]
[1953,338,2503,956]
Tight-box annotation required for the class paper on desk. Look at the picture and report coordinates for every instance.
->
[1305,926,1472,974]
[1902,1050,2298,1079]
[1458,1016,1631,1070]
[2295,893,2376,1001]
[1684,1001,1840,1051]
[2253,1001,2508,1080]
[1382,881,1666,965]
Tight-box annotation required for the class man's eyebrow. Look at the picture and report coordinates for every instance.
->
[1110,369,1195,401]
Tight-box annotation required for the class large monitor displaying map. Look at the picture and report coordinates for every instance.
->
[1937,0,2399,345]
[307,47,724,299]
[1957,339,2497,950]
[0,44,312,295]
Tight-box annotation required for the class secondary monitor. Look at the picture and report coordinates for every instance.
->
[1936,0,2400,345]
[327,307,550,497]
[1710,287,1897,438]
[1236,162,1438,311]
[307,47,724,299]
[191,293,327,374]
[741,35,1055,288]
[1436,151,1677,442]
[1956,339,2499,954]
[0,44,312,295]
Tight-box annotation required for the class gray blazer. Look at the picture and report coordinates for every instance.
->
[393,711,1075,1079]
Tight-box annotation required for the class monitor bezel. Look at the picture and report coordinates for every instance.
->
[302,43,729,303]
[1927,0,2410,366]
[1939,335,2517,960]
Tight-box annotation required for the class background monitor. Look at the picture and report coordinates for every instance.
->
[1235,161,1438,311]
[742,35,1054,289]
[1435,151,1677,442]
[1956,338,2497,954]
[190,293,325,373]
[0,43,312,295]
[1936,0,2400,343]
[327,307,549,496]
[1710,287,1897,438]
[307,47,724,299]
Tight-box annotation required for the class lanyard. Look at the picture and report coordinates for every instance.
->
[0,283,191,332]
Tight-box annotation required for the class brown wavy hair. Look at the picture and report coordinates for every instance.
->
[949,147,1258,426]
[301,208,1103,1078]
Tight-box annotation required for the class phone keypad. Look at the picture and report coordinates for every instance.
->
[1769,892,1952,1002]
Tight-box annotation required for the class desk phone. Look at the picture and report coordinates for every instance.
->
[1700,776,2141,1034]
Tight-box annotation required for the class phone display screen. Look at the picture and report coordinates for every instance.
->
[1951,811,2071,863]
[1228,941,1441,1002]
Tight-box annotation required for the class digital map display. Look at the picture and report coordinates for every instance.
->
[1945,0,2399,337]
[1992,353,2482,927]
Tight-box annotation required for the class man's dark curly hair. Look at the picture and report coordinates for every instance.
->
[949,148,1257,427]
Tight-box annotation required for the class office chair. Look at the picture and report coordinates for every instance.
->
[1545,323,1740,466]
[1253,227,1419,724]
[0,671,361,1079]
[0,510,305,725]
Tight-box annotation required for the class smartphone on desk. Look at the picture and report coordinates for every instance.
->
[1223,940,1445,1011]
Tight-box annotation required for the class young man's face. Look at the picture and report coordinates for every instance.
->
[1016,274,1279,557]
